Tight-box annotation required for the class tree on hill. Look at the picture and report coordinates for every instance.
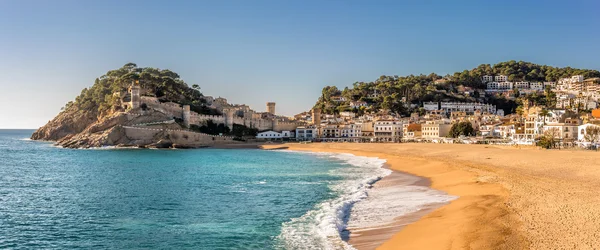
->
[68,63,214,116]
[449,121,475,138]
[311,61,600,116]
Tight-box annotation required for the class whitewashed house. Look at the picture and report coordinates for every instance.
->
[578,124,600,141]
[256,131,282,139]
[257,131,293,140]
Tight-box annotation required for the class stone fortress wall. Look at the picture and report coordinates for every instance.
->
[136,95,303,132]
[120,125,233,146]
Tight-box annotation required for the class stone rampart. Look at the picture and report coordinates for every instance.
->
[121,126,234,147]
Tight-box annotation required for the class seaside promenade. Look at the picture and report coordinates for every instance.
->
[262,143,600,249]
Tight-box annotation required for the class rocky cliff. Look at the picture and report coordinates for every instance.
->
[32,106,232,149]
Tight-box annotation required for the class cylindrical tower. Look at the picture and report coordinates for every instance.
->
[223,108,235,130]
[183,105,191,128]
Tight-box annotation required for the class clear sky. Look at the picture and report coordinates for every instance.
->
[1,0,599,128]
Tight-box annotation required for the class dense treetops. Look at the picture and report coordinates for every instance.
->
[314,60,600,116]
[66,63,210,116]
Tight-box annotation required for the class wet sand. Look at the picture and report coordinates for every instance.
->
[346,170,446,250]
[262,143,600,249]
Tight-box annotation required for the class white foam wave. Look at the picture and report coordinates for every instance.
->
[276,151,389,250]
[275,150,456,250]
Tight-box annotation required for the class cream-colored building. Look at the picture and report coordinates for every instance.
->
[374,120,403,142]
[421,121,452,139]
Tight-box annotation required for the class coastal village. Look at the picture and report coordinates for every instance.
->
[245,74,600,149]
[31,63,600,150]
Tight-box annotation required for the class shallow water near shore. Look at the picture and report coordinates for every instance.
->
[1,130,453,249]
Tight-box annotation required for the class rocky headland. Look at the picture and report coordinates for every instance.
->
[31,63,235,149]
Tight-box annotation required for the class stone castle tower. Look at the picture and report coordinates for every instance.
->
[223,108,235,129]
[129,80,141,110]
[183,105,191,128]
[311,108,321,125]
[266,102,276,115]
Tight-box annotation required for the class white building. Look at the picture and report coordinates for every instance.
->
[339,111,356,118]
[374,120,403,142]
[423,102,496,115]
[482,75,494,82]
[486,81,513,90]
[257,131,283,139]
[350,101,368,109]
[295,126,319,141]
[340,124,362,138]
[495,75,508,82]
[256,130,294,139]
[578,124,600,142]
[530,82,544,91]
[423,102,439,110]
[514,82,530,89]
[572,75,585,83]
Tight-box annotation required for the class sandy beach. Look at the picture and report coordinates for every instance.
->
[262,143,600,249]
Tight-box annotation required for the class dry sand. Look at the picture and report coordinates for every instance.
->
[262,143,600,249]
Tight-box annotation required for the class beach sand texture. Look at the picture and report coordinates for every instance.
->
[263,143,600,249]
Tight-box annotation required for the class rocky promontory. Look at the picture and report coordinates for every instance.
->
[31,63,235,149]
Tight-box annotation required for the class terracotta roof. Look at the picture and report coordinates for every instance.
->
[407,124,422,132]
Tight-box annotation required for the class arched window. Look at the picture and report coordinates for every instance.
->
[582,129,585,134]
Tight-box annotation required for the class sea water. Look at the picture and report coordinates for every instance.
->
[0,130,454,249]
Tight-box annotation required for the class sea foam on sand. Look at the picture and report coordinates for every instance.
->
[276,150,456,250]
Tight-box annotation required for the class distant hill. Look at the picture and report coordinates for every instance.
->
[313,60,600,116]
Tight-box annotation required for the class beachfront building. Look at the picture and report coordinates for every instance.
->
[257,130,288,140]
[479,121,503,137]
[402,123,422,140]
[374,120,403,142]
[341,124,362,139]
[543,124,578,142]
[421,121,452,140]
[524,113,544,141]
[295,126,319,141]
[578,123,600,142]
[319,123,362,142]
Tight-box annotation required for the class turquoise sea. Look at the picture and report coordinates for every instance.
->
[1,129,402,249]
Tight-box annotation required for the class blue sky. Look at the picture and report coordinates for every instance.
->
[1,0,599,128]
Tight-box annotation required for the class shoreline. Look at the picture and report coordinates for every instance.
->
[346,169,450,250]
[262,143,527,249]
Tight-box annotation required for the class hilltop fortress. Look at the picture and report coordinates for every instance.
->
[127,81,304,133]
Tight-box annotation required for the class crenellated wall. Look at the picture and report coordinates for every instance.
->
[177,104,304,132]
[188,112,226,125]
